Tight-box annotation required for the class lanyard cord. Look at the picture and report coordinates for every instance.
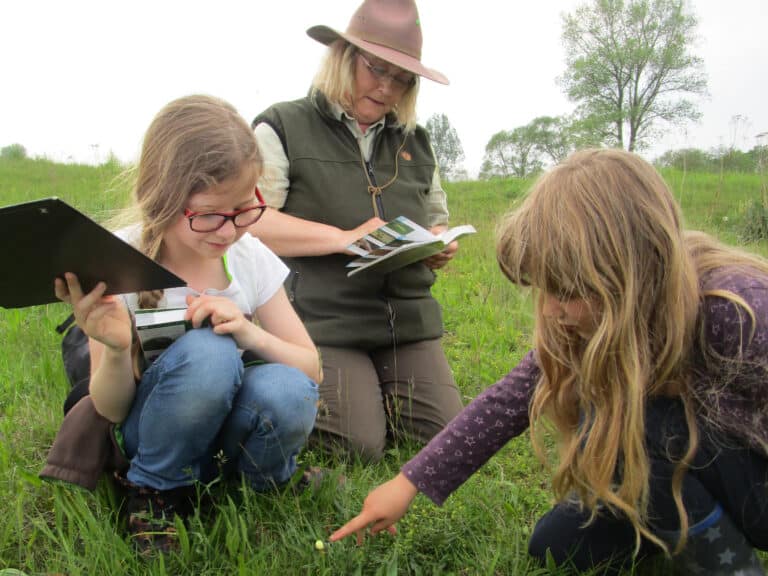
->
[359,134,408,219]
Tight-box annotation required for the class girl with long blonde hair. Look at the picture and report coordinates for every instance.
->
[331,149,768,574]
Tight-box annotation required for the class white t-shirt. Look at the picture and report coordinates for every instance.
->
[116,226,288,319]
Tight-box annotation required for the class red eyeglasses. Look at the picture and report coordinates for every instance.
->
[183,187,267,232]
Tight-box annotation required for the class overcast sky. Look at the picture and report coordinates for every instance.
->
[2,0,766,177]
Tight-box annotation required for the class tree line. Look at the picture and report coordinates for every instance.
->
[425,0,752,181]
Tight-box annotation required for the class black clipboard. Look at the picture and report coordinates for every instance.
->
[0,197,186,308]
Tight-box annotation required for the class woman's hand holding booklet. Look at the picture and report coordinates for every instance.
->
[345,215,475,276]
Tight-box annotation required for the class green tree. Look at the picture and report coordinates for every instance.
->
[425,113,465,181]
[480,127,543,179]
[715,147,757,173]
[1,143,27,159]
[527,116,576,165]
[655,145,768,173]
[560,0,707,151]
[655,147,714,171]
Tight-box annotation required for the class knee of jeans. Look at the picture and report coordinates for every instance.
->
[178,326,237,354]
[245,365,319,430]
[170,329,241,398]
[175,328,239,370]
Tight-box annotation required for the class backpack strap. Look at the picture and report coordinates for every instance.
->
[56,313,76,334]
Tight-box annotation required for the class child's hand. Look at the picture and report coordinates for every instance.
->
[54,272,131,351]
[329,473,418,545]
[185,293,250,340]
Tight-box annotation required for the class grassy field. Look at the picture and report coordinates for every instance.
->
[0,157,766,575]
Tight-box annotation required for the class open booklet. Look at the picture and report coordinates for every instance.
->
[346,215,476,277]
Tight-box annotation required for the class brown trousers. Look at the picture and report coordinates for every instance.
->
[313,338,463,462]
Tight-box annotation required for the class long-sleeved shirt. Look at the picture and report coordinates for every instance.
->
[403,268,768,505]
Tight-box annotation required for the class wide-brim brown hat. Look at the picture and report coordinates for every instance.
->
[307,0,449,85]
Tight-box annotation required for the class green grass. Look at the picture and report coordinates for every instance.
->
[1,157,766,574]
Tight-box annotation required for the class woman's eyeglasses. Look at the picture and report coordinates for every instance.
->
[358,53,416,89]
[184,187,267,232]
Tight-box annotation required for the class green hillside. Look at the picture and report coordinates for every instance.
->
[0,156,765,574]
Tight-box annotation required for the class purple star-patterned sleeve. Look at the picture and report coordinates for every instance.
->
[696,270,768,450]
[700,272,768,362]
[401,350,540,506]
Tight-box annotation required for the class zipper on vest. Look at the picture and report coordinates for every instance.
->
[361,129,397,345]
[385,297,397,346]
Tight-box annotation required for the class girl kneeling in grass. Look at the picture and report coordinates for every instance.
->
[331,148,768,575]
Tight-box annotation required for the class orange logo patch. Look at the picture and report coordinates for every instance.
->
[400,150,412,161]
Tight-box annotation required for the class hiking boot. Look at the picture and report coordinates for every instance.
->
[115,472,194,555]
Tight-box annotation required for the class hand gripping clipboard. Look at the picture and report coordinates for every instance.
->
[0,197,186,308]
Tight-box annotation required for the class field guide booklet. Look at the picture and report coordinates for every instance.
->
[134,308,264,366]
[346,216,476,277]
[134,307,191,364]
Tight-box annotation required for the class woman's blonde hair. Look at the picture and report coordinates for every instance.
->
[311,40,420,132]
[497,148,703,554]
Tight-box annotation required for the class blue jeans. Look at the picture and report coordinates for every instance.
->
[121,328,318,491]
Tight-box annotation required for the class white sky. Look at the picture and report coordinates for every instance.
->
[1,0,766,177]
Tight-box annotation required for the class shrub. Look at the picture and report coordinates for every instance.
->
[1,143,27,159]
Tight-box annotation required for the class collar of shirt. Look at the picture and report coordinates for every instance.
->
[330,102,386,162]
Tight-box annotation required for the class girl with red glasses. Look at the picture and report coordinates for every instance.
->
[51,94,322,553]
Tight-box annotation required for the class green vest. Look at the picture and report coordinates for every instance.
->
[254,91,443,349]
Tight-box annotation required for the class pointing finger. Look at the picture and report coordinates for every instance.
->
[329,513,373,543]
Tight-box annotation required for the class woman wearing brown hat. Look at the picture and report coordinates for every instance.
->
[250,0,464,462]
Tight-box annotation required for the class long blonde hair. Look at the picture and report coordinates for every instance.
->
[311,40,420,132]
[124,94,261,373]
[124,94,261,306]
[497,148,702,554]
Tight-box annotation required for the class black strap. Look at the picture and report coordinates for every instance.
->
[56,313,76,334]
